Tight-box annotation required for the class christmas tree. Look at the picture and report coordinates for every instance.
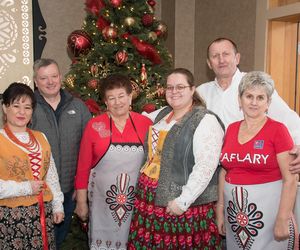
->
[64,0,172,115]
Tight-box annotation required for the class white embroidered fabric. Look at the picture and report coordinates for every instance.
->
[0,130,64,213]
[152,114,224,211]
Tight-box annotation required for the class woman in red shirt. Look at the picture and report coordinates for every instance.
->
[217,71,298,249]
[74,74,152,250]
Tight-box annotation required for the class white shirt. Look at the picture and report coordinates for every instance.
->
[148,111,224,211]
[0,130,64,213]
[197,69,300,144]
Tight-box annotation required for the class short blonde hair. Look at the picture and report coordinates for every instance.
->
[238,71,274,100]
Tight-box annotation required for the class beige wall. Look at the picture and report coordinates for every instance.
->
[194,0,257,84]
[160,0,257,84]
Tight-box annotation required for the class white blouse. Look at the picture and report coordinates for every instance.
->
[0,130,64,213]
[151,112,224,211]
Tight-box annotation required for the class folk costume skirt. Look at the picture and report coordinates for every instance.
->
[224,180,298,250]
[127,173,222,250]
[0,202,55,249]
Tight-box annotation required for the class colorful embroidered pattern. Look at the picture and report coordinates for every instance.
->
[227,187,264,249]
[128,173,222,249]
[106,173,135,226]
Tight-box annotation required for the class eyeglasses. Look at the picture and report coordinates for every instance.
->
[165,85,191,92]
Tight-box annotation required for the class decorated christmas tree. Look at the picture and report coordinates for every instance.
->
[64,0,172,115]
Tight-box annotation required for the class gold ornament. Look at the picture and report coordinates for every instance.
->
[148,6,154,14]
[156,21,168,38]
[124,17,136,27]
[131,80,140,100]
[148,31,157,41]
[64,75,75,89]
[99,61,111,78]
[140,64,148,86]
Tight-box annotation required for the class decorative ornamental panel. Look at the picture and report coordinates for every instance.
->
[0,0,33,92]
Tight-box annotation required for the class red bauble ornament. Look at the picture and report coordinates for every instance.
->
[142,14,154,27]
[147,0,156,7]
[88,79,99,89]
[102,26,118,41]
[67,30,93,58]
[96,16,110,31]
[110,0,122,8]
[85,0,106,16]
[115,50,128,65]
[121,33,130,40]
[90,64,99,77]
[156,86,165,97]
[142,103,156,113]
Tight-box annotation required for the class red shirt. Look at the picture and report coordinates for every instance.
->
[74,112,152,189]
[220,118,294,185]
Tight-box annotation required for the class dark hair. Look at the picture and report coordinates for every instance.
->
[100,74,132,100]
[2,82,36,109]
[207,37,238,59]
[166,68,206,107]
[33,58,60,78]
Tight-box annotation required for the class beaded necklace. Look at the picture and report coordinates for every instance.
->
[4,125,40,152]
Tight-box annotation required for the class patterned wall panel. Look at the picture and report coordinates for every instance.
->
[0,0,33,92]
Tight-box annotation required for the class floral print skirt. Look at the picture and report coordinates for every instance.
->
[128,174,222,250]
[0,202,55,249]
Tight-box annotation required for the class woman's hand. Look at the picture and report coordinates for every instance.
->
[274,217,290,241]
[289,145,300,174]
[75,201,89,222]
[215,203,226,235]
[30,180,45,195]
[53,212,65,224]
[166,200,184,216]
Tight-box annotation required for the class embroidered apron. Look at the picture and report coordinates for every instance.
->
[224,180,298,250]
[88,118,144,250]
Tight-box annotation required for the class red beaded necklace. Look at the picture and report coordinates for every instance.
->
[4,125,40,152]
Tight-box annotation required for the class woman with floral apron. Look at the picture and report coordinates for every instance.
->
[217,71,299,249]
[75,74,152,250]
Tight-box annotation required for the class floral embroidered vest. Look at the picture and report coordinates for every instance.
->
[0,130,53,207]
